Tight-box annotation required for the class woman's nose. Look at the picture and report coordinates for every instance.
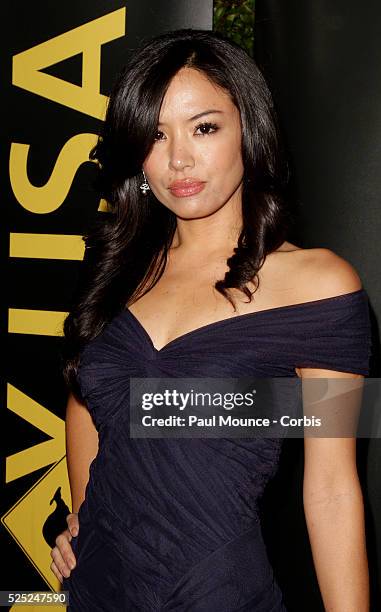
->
[168,138,194,171]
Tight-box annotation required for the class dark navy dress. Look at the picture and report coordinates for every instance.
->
[63,288,372,611]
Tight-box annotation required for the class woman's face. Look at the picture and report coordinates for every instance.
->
[143,67,244,220]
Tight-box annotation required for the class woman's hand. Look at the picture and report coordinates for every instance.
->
[50,513,79,583]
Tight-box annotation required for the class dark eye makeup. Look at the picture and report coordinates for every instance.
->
[194,121,219,135]
[154,121,220,141]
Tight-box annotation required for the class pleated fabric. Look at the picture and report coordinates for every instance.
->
[63,288,372,611]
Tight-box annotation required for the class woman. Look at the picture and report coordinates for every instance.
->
[50,28,372,611]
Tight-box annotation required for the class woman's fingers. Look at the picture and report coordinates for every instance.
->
[50,544,72,580]
[66,512,79,537]
[49,516,79,581]
[50,530,76,576]
[50,559,63,584]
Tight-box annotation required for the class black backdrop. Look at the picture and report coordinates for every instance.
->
[254,2,381,610]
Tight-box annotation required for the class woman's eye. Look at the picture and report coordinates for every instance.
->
[195,122,219,135]
[153,122,219,141]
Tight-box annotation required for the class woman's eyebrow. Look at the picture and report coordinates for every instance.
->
[158,109,224,126]
[188,109,224,121]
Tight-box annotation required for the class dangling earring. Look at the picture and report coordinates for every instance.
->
[140,169,150,195]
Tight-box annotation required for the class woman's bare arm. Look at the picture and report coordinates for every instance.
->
[301,369,369,612]
[65,392,99,513]
[50,392,98,582]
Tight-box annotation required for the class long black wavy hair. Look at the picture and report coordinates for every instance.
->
[63,28,295,399]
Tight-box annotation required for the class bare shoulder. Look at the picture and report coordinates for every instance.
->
[292,246,363,300]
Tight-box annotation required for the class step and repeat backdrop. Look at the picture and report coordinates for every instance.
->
[2,1,380,610]
[2,1,213,608]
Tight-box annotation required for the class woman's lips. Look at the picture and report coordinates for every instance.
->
[169,182,206,197]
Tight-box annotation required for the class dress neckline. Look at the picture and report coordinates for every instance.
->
[124,288,365,353]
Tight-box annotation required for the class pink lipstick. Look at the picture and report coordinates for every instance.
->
[168,179,206,198]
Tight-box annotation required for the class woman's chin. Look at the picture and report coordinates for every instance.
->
[174,206,220,220]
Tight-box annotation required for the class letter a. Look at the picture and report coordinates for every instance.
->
[12,8,126,119]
